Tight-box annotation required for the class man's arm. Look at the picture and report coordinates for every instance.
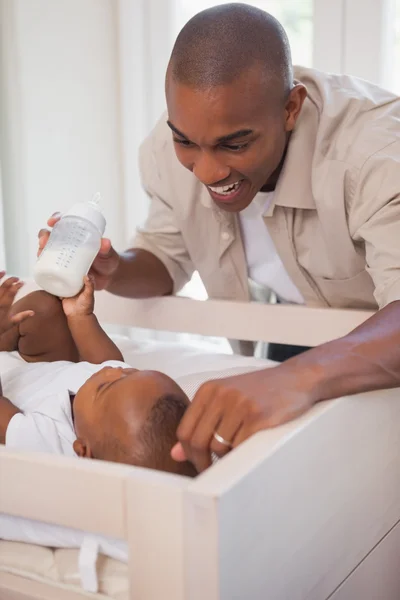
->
[105,248,174,298]
[290,300,400,401]
[173,302,400,472]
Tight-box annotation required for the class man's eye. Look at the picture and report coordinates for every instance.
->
[173,137,193,147]
[222,143,249,151]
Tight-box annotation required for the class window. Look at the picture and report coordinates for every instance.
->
[393,0,400,93]
[173,0,314,67]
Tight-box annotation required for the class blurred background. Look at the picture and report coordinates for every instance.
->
[0,0,399,286]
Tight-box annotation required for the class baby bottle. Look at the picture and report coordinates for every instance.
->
[33,195,106,298]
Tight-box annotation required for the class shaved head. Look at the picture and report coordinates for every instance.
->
[168,3,293,99]
[165,3,306,213]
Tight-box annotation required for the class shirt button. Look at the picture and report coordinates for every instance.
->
[221,232,230,241]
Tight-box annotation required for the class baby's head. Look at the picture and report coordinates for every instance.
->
[72,366,196,477]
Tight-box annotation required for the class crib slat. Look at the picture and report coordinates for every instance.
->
[0,448,129,539]
[125,469,189,600]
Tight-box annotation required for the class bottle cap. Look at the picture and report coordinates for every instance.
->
[64,201,106,235]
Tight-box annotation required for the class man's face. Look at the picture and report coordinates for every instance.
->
[166,65,304,212]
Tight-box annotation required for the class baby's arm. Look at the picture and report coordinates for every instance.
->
[62,276,123,364]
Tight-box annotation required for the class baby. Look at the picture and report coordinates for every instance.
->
[0,272,196,477]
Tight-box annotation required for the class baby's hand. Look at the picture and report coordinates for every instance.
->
[62,276,95,319]
[0,273,34,335]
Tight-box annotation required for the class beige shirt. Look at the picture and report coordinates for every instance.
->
[134,66,400,310]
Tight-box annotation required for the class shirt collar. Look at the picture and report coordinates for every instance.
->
[266,95,317,214]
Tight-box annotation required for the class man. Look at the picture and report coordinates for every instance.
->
[39,3,400,472]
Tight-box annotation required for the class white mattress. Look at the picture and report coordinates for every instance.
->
[0,540,129,599]
[113,334,269,379]
[0,335,273,596]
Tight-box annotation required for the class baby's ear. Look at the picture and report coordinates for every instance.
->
[73,438,93,458]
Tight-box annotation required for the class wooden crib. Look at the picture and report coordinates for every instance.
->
[1,290,399,600]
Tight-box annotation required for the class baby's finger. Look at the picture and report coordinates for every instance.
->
[0,282,24,308]
[0,276,20,288]
[0,277,23,297]
[10,310,35,324]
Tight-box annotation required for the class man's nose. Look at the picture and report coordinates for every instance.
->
[192,151,230,186]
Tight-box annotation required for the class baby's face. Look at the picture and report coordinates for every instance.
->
[73,366,186,443]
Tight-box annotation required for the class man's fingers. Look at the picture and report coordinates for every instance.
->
[47,212,61,227]
[38,228,50,240]
[176,382,225,472]
[170,442,187,462]
[37,230,50,257]
[99,238,112,256]
[210,400,248,457]
[176,387,209,443]
[185,400,225,471]
[37,213,60,256]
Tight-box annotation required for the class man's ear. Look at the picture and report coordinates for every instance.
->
[73,438,93,458]
[284,83,307,132]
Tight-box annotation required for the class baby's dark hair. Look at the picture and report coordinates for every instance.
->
[136,393,197,477]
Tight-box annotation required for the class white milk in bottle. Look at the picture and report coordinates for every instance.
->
[34,197,106,297]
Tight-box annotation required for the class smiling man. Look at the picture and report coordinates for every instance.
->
[39,3,400,472]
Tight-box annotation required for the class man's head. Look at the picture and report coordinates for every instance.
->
[165,3,307,212]
[72,367,196,477]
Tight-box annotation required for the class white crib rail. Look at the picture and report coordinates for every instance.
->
[94,291,374,346]
[16,282,374,347]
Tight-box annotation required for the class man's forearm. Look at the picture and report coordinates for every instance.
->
[286,300,400,402]
[67,314,123,364]
[107,249,173,298]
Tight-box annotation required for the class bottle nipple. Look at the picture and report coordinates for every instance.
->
[90,192,101,207]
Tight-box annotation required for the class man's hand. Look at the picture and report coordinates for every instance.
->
[38,213,120,291]
[0,273,34,336]
[62,275,95,318]
[171,365,316,472]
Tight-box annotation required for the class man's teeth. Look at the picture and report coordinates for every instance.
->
[209,181,241,195]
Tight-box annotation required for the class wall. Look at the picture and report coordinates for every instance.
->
[0,0,124,276]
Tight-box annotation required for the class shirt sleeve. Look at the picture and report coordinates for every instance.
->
[6,411,75,456]
[349,140,400,308]
[132,117,195,293]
